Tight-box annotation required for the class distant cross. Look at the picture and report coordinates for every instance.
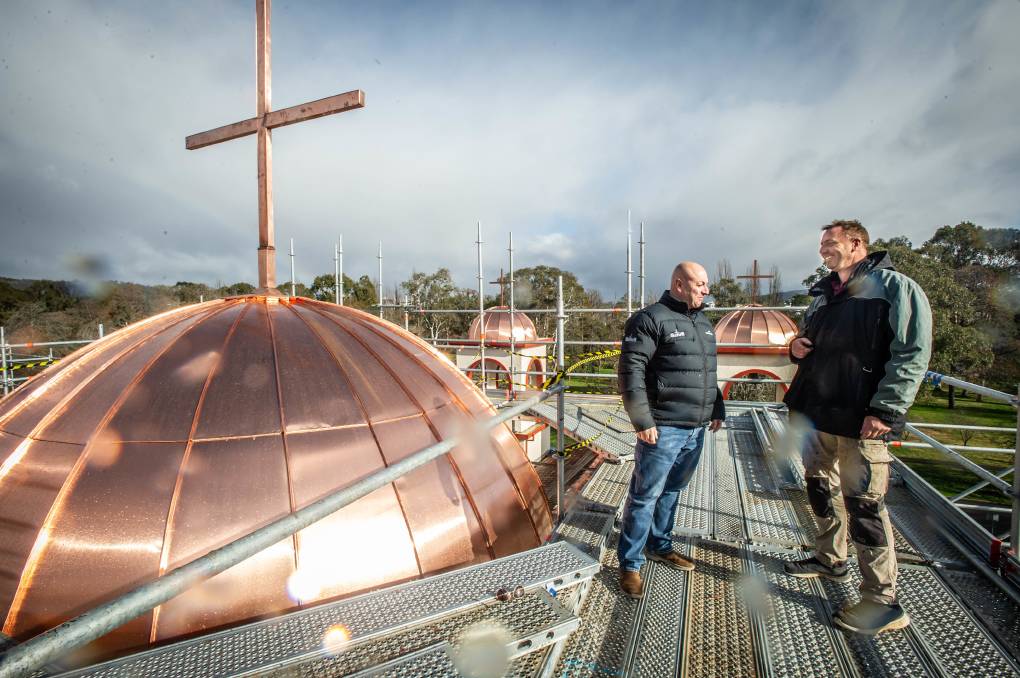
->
[489,269,511,306]
[737,259,774,304]
[186,0,365,292]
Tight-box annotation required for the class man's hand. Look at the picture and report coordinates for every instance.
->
[636,427,658,445]
[709,419,723,432]
[860,415,891,440]
[790,337,814,359]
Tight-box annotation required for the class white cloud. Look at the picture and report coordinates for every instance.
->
[1,0,1017,300]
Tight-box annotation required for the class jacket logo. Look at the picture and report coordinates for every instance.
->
[669,331,685,338]
[624,335,638,342]
[705,330,713,335]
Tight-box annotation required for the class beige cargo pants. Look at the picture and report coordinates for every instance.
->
[804,431,897,604]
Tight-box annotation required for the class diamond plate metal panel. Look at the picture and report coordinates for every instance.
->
[730,429,804,547]
[628,541,693,678]
[897,567,1020,677]
[713,429,745,542]
[748,547,856,678]
[883,485,957,562]
[819,567,931,677]
[554,510,615,560]
[940,569,1020,660]
[579,459,633,513]
[553,536,638,677]
[685,540,755,678]
[60,543,596,678]
[292,590,571,677]
[673,430,714,536]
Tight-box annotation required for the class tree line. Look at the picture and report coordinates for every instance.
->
[1,221,1016,390]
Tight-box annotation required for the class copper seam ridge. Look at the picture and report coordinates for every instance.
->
[317,303,544,544]
[2,302,235,636]
[0,303,214,430]
[283,303,424,577]
[68,421,398,445]
[0,306,222,479]
[150,302,248,642]
[352,308,496,413]
[302,303,496,560]
[264,302,301,577]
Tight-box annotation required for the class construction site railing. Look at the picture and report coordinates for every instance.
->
[0,384,566,678]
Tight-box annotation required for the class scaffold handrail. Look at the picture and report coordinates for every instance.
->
[903,424,1014,496]
[924,370,1019,408]
[0,384,566,678]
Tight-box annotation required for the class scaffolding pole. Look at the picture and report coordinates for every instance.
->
[555,275,566,523]
[626,210,633,315]
[377,241,383,318]
[289,238,296,297]
[476,222,486,389]
[639,221,646,307]
[338,235,344,306]
[508,232,516,398]
[333,240,340,305]
[1012,385,1019,552]
[1,326,7,396]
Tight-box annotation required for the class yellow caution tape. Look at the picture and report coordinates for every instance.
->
[3,359,59,371]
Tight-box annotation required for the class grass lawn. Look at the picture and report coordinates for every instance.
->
[895,387,1016,507]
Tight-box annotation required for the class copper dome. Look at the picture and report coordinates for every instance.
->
[714,306,799,354]
[0,296,551,659]
[467,306,541,346]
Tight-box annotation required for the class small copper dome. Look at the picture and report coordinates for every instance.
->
[0,297,551,659]
[467,306,540,346]
[714,306,799,354]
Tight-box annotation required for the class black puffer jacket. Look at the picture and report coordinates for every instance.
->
[618,291,725,431]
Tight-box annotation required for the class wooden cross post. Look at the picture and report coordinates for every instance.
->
[736,259,774,305]
[186,0,365,292]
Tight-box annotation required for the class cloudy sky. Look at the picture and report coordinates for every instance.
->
[2,0,1018,301]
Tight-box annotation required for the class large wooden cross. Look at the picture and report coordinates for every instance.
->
[737,259,773,304]
[186,0,364,292]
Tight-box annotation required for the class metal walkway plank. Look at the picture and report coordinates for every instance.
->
[56,543,597,678]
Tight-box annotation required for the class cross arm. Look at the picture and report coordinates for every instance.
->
[186,89,365,150]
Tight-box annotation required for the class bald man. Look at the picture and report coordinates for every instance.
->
[616,262,725,598]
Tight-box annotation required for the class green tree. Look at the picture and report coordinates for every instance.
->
[219,282,255,297]
[710,278,747,307]
[873,238,994,381]
[400,268,464,340]
[802,265,829,289]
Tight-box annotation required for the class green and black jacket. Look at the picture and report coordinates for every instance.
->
[783,251,933,439]
[618,291,725,431]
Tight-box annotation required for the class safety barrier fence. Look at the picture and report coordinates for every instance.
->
[0,385,566,678]
[0,325,104,396]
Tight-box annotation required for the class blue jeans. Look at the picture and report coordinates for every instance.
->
[618,425,706,572]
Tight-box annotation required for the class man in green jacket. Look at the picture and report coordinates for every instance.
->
[783,219,932,635]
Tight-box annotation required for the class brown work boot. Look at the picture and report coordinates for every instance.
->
[620,570,643,598]
[648,550,696,571]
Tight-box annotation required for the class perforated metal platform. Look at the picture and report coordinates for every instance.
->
[528,398,636,459]
[54,543,598,678]
[549,403,1020,677]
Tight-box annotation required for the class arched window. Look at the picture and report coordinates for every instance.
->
[723,369,787,402]
[466,358,511,390]
[527,358,545,388]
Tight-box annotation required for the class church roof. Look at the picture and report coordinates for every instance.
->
[0,296,550,658]
[714,305,799,354]
[467,306,541,345]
